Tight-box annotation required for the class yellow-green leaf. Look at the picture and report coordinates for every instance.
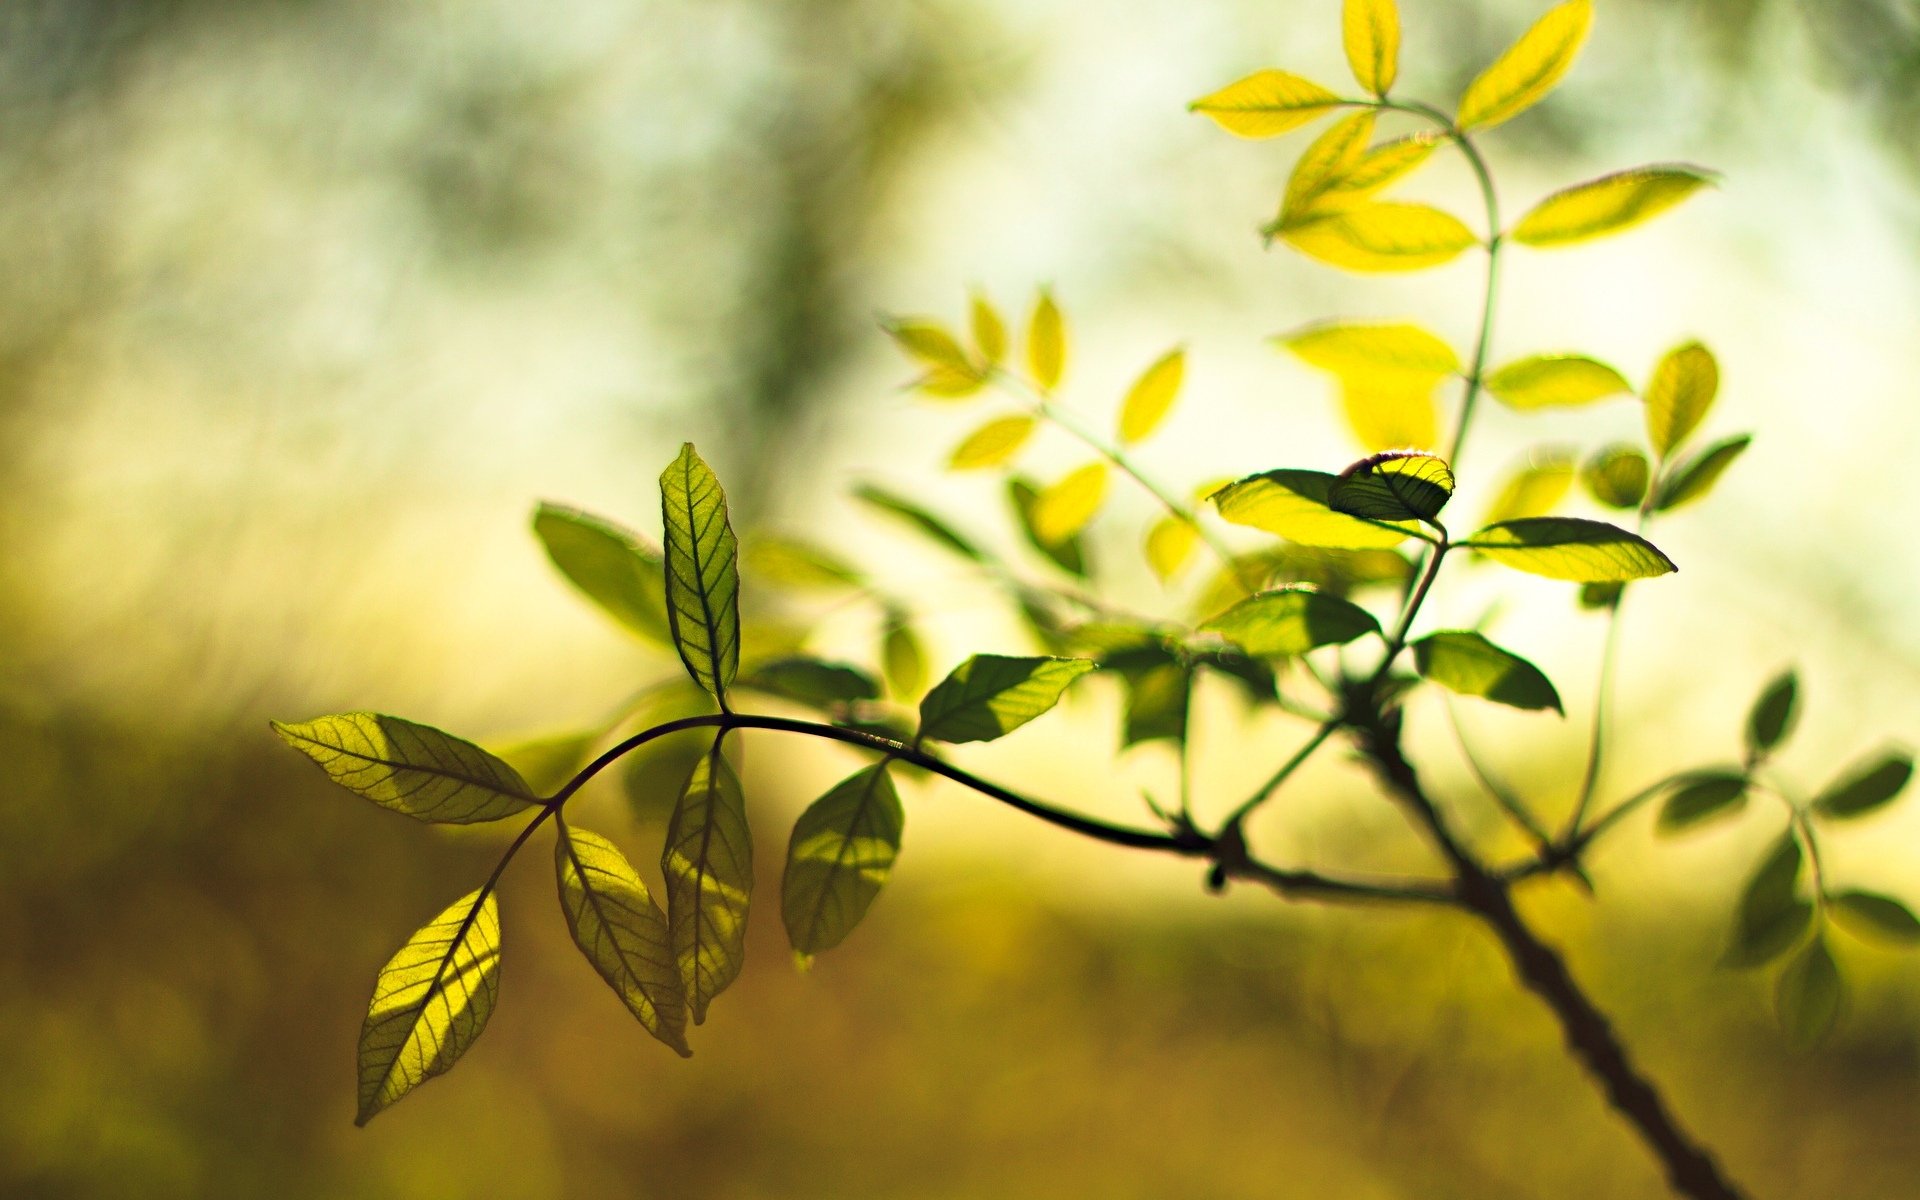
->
[1202,586,1382,657]
[971,293,1007,366]
[1484,354,1631,410]
[1319,133,1443,203]
[948,414,1036,470]
[1210,469,1421,549]
[1145,515,1200,582]
[1344,0,1401,97]
[1281,321,1462,378]
[1457,0,1593,132]
[1466,517,1676,582]
[492,729,601,796]
[1653,434,1749,512]
[1190,70,1342,138]
[1479,452,1574,524]
[1118,348,1186,444]
[1581,445,1650,509]
[1031,462,1108,544]
[918,654,1096,744]
[1283,111,1377,218]
[882,317,972,371]
[782,764,905,959]
[1027,289,1066,391]
[1512,165,1715,247]
[1775,936,1843,1048]
[1339,377,1440,452]
[745,535,864,591]
[532,503,674,646]
[556,823,690,1056]
[1830,891,1920,944]
[660,443,742,704]
[1725,832,1809,969]
[356,889,501,1125]
[274,713,537,823]
[1277,202,1478,273]
[1645,341,1719,458]
[1413,630,1563,712]
[882,617,928,699]
[663,739,753,1024]
[1328,451,1455,522]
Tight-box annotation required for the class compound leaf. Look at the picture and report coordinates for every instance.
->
[1654,434,1749,512]
[1202,587,1382,657]
[556,823,690,1056]
[663,740,753,1024]
[532,503,673,645]
[1343,0,1401,96]
[274,713,537,823]
[1465,518,1675,582]
[1412,630,1563,712]
[1511,165,1714,247]
[1190,70,1342,138]
[1484,354,1632,410]
[1119,348,1187,444]
[1212,469,1421,549]
[1457,0,1593,132]
[949,414,1036,470]
[918,654,1096,744]
[1327,451,1454,522]
[1812,752,1913,820]
[660,443,741,705]
[782,764,906,960]
[1645,341,1720,459]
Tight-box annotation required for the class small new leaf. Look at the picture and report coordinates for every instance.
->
[1202,587,1382,657]
[1277,202,1478,273]
[1190,70,1341,138]
[918,654,1097,744]
[1645,342,1720,459]
[782,764,906,959]
[274,713,537,823]
[949,414,1036,470]
[1811,752,1913,820]
[1775,937,1842,1048]
[1328,452,1455,523]
[1343,0,1400,96]
[1457,0,1593,132]
[1744,671,1798,761]
[1412,630,1563,713]
[1465,518,1676,582]
[1581,445,1650,510]
[1119,348,1186,444]
[1653,435,1749,512]
[660,444,742,705]
[663,741,753,1024]
[556,824,691,1056]
[533,503,674,646]
[1724,832,1809,969]
[1511,166,1714,247]
[1027,290,1067,391]
[1484,354,1632,410]
[1211,470,1421,549]
[1656,772,1748,834]
[1830,892,1920,946]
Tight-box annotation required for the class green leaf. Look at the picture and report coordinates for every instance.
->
[882,317,973,373]
[854,484,986,562]
[1578,581,1624,610]
[1744,671,1798,760]
[1724,832,1809,969]
[1480,451,1574,524]
[1123,662,1192,747]
[491,729,601,797]
[1412,631,1563,713]
[1457,0,1593,132]
[1010,477,1091,578]
[1775,936,1843,1048]
[741,657,881,708]
[1465,518,1676,582]
[1645,341,1720,459]
[1343,0,1400,96]
[882,617,929,699]
[948,414,1036,470]
[918,654,1097,744]
[1275,202,1478,273]
[662,739,753,1024]
[556,823,690,1056]
[532,503,674,645]
[744,536,864,592]
[971,293,1007,366]
[1118,348,1186,445]
[619,685,721,824]
[1211,469,1422,549]
[274,713,538,823]
[660,443,742,705]
[1653,435,1749,512]
[1327,451,1454,523]
[1484,354,1632,410]
[1510,165,1714,247]
[1812,752,1913,820]
[782,764,906,960]
[1202,587,1382,657]
[1656,772,1748,834]
[1189,70,1341,138]
[1830,891,1920,945]
[1279,320,1461,378]
[1581,445,1650,510]
[1027,289,1066,391]
[356,889,501,1125]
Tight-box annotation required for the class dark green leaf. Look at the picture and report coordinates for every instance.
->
[1724,831,1809,969]
[1656,772,1748,834]
[1744,671,1798,760]
[1009,477,1091,577]
[660,444,741,704]
[662,739,753,1024]
[1653,434,1749,512]
[274,713,537,823]
[1580,445,1650,510]
[1411,631,1563,713]
[1811,752,1913,820]
[918,654,1097,744]
[1465,517,1676,582]
[533,503,674,645]
[1201,587,1382,657]
[1578,581,1624,610]
[1775,936,1843,1048]
[1123,662,1192,747]
[555,823,690,1056]
[741,657,881,708]
[782,764,906,960]
[1830,891,1920,945]
[1327,451,1455,522]
[854,484,985,561]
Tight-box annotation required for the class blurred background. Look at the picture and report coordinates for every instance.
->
[2,0,1918,1195]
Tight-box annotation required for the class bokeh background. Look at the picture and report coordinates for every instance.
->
[3,0,1919,1196]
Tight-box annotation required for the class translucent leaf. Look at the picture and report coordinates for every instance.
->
[1645,342,1719,458]
[1010,477,1091,577]
[1339,377,1440,452]
[1118,348,1187,444]
[1581,445,1650,510]
[1465,517,1675,582]
[1189,70,1342,138]
[882,618,928,700]
[917,654,1097,744]
[1745,671,1798,760]
[1656,772,1748,834]
[1031,462,1109,545]
[532,503,673,646]
[1511,165,1714,247]
[971,293,1007,366]
[1775,937,1842,1048]
[853,484,985,561]
[1027,289,1066,391]
[1123,662,1192,746]
[1277,202,1478,273]
[1283,112,1377,219]
[1343,0,1400,96]
[1484,354,1631,410]
[1211,469,1421,549]
[882,317,973,373]
[1330,134,1442,201]
[742,657,881,707]
[662,741,753,1024]
[948,414,1036,470]
[1480,452,1574,524]
[1812,752,1913,820]
[782,764,906,960]
[1327,451,1454,522]
[1653,434,1749,512]
[555,824,690,1056]
[274,713,538,823]
[1412,630,1563,712]
[914,364,988,399]
[1456,0,1593,132]
[356,890,501,1125]
[1281,320,1461,377]
[660,444,741,704]
[745,535,864,592]
[622,692,720,826]
[491,729,600,797]
[1830,891,1920,945]
[1145,516,1199,582]
[1724,832,1809,969]
[1202,587,1382,657]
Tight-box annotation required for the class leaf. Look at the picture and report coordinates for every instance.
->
[621,689,721,825]
[555,824,690,1056]
[1276,202,1478,273]
[1123,662,1192,746]
[1465,518,1676,582]
[532,503,673,645]
[1145,516,1200,582]
[1343,0,1400,96]
[1745,671,1798,760]
[782,764,906,959]
[1812,752,1913,820]
[1325,134,1443,201]
[1724,832,1809,969]
[1581,445,1650,509]
[1578,581,1625,610]
[914,364,988,399]
[1009,477,1091,577]
[274,713,538,822]
[1211,470,1421,549]
[1511,166,1715,247]
[1484,354,1632,410]
[1456,0,1593,132]
[1030,462,1109,546]
[918,654,1097,744]
[1652,434,1749,512]
[1645,341,1719,458]
[742,657,881,707]
[1280,321,1461,378]
[1327,451,1454,523]
[356,889,501,1125]
[1202,587,1382,657]
[1775,937,1843,1048]
[1412,631,1563,712]
[745,536,863,592]
[1830,891,1920,945]
[882,618,929,699]
[1190,70,1342,138]
[948,414,1036,470]
[660,444,742,705]
[662,740,753,1024]
[1283,112,1377,219]
[971,293,1007,366]
[882,317,973,373]
[1480,452,1574,524]
[854,484,985,561]
[1118,349,1186,445]
[1027,289,1066,391]
[491,729,600,797]
[1656,772,1748,834]
[1339,377,1440,452]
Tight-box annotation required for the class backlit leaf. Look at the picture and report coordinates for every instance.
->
[1466,518,1675,582]
[1202,587,1382,657]
[742,657,881,708]
[1123,662,1192,747]
[1511,165,1714,247]
[948,414,1036,470]
[782,764,905,959]
[1812,752,1913,820]
[914,364,988,399]
[918,654,1096,744]
[1277,202,1478,272]
[356,889,501,1125]
[662,740,753,1024]
[1190,70,1341,138]
[1775,937,1842,1047]
[621,687,721,825]
[1581,445,1650,509]
[1456,0,1593,132]
[1145,516,1200,582]
[533,503,674,645]
[1339,377,1440,452]
[1328,451,1454,522]
[745,535,864,592]
[1343,0,1401,96]
[854,484,985,561]
[1830,891,1920,945]
[1281,320,1461,378]
[971,293,1007,366]
[1031,462,1109,545]
[1211,469,1421,549]
[1745,671,1798,760]
[1724,831,1809,969]
[882,619,928,700]
[1324,133,1442,201]
[556,824,690,1056]
[660,443,741,704]
[883,317,972,373]
[1010,477,1091,577]
[274,713,537,823]
[1119,348,1186,444]
[1283,112,1377,219]
[491,729,601,796]
[1484,354,1632,410]
[1480,452,1574,524]
[1656,772,1748,834]
[1412,630,1563,712]
[1645,341,1719,458]
[1652,434,1749,512]
[1027,289,1066,391]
